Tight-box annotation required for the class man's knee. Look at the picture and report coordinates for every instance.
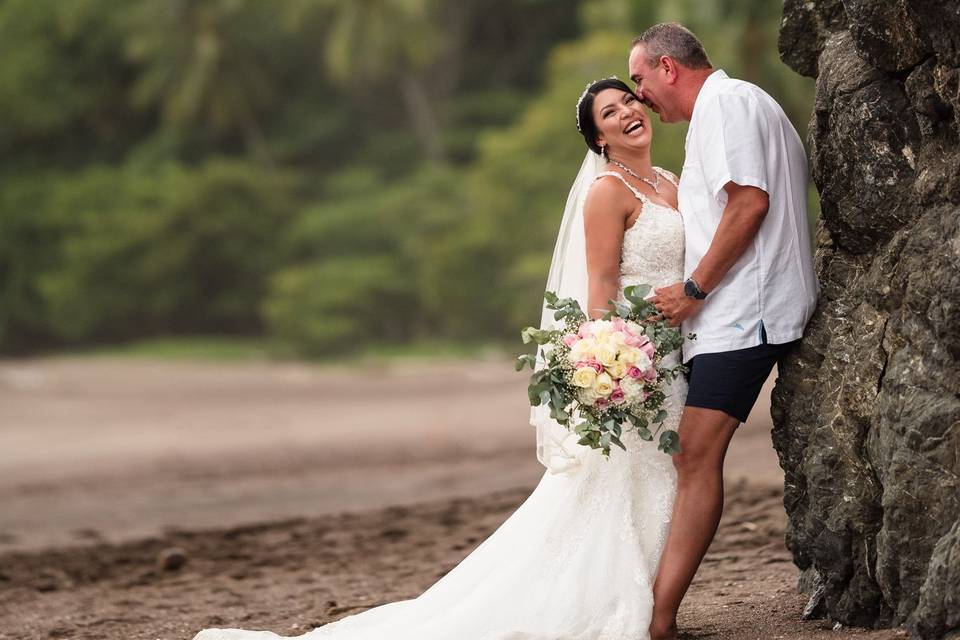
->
[671,445,713,477]
[671,407,739,474]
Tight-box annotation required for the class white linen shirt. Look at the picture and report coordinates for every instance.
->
[679,70,818,362]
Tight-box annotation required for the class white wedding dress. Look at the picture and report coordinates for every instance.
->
[194,167,687,640]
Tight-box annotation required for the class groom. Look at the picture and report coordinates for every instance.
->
[632,23,818,639]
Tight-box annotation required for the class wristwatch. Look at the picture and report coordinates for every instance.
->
[683,277,708,300]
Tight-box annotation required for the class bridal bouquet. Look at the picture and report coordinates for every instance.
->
[517,285,687,457]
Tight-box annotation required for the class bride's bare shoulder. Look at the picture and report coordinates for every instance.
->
[584,175,635,221]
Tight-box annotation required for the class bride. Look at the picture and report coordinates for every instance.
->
[194,77,687,640]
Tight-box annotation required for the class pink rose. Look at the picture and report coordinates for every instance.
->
[611,317,627,332]
[576,359,603,373]
[642,366,657,382]
[562,333,579,347]
[610,386,626,404]
[577,322,593,338]
[627,366,643,379]
[624,335,642,347]
[594,397,609,409]
[640,340,655,360]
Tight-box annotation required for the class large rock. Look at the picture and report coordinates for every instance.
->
[774,1,960,638]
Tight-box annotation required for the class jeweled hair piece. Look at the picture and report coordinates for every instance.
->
[575,76,619,133]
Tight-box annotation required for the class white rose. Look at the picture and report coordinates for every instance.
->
[625,321,645,336]
[634,350,652,371]
[592,372,615,396]
[570,337,596,360]
[610,331,629,346]
[577,387,600,405]
[591,321,613,341]
[571,367,598,388]
[606,361,627,380]
[595,343,618,367]
[620,375,642,399]
[617,347,640,367]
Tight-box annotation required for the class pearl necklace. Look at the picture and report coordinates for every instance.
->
[609,158,661,194]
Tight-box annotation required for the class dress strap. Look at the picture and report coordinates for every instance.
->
[653,166,679,187]
[594,171,650,203]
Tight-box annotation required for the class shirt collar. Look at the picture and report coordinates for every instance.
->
[695,69,728,109]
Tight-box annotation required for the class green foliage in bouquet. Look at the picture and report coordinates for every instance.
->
[517,285,691,457]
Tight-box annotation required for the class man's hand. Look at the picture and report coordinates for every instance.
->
[650,282,705,327]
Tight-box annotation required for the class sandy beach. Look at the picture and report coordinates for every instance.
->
[0,357,907,638]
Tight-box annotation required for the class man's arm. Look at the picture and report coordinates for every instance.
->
[651,182,769,326]
[690,182,768,292]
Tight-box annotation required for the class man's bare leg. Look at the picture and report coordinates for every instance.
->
[649,406,740,640]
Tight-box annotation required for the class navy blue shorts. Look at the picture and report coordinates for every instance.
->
[685,339,799,423]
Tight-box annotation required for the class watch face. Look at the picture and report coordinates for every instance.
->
[684,279,705,299]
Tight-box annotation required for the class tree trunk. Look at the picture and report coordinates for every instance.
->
[400,73,446,164]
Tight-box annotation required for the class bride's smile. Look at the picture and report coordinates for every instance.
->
[592,88,653,152]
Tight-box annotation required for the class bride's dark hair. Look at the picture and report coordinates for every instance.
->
[576,78,637,155]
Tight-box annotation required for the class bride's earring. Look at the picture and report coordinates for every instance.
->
[598,144,607,160]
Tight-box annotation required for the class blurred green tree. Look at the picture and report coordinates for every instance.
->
[124,0,284,164]
[37,161,297,343]
[299,0,448,163]
[0,0,135,167]
[264,166,461,353]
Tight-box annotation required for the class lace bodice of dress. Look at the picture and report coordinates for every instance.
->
[592,167,685,291]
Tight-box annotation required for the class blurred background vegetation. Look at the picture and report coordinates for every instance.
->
[0,0,814,358]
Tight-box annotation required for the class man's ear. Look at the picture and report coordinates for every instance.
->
[660,55,679,84]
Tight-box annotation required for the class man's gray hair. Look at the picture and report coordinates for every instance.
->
[632,23,712,70]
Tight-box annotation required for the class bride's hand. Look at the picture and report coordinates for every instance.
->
[650,282,705,327]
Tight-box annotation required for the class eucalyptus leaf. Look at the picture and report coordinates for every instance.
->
[624,284,652,303]
[515,354,536,371]
[658,430,681,455]
[528,386,543,405]
[613,301,632,317]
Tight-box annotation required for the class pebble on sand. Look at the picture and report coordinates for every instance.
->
[157,547,188,571]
